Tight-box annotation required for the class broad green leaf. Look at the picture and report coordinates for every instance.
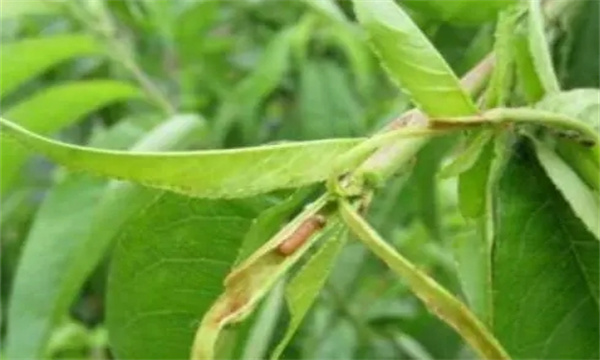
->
[5,115,205,359]
[353,0,478,117]
[528,0,560,93]
[493,145,599,358]
[107,193,275,360]
[0,34,101,99]
[403,0,516,25]
[533,140,600,240]
[0,0,60,18]
[0,117,363,199]
[1,80,141,194]
[270,221,347,359]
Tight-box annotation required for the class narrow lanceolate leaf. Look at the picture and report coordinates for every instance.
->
[528,0,560,93]
[270,223,347,359]
[0,117,363,199]
[533,140,600,240]
[107,193,276,360]
[0,34,101,99]
[485,6,519,108]
[5,116,206,359]
[514,32,545,103]
[493,144,599,359]
[1,80,141,194]
[339,201,509,359]
[353,0,478,116]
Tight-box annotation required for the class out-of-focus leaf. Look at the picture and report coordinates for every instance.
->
[213,28,294,143]
[4,115,205,359]
[533,140,600,240]
[528,0,560,93]
[107,193,275,359]
[303,0,347,23]
[493,144,599,358]
[403,0,516,25]
[1,80,141,194]
[354,0,478,116]
[0,0,61,18]
[270,222,347,359]
[298,61,364,139]
[561,0,599,88]
[0,34,101,99]
[0,117,363,199]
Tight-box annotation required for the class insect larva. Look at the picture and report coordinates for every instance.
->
[277,215,326,256]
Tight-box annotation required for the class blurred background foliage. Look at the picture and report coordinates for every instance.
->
[0,0,597,359]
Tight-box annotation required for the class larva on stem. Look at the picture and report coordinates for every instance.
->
[277,215,326,256]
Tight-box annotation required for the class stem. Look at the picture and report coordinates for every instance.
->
[434,108,600,146]
[338,200,510,360]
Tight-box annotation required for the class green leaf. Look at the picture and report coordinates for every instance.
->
[493,144,599,359]
[270,221,347,359]
[528,0,560,93]
[0,0,60,18]
[403,0,516,25]
[5,115,205,359]
[213,28,294,143]
[485,6,519,108]
[535,89,600,190]
[107,193,275,360]
[514,32,545,103]
[458,136,495,219]
[534,89,600,130]
[533,140,600,240]
[1,80,141,194]
[440,130,493,179]
[0,34,101,99]
[353,0,478,117]
[0,117,363,199]
[298,61,364,138]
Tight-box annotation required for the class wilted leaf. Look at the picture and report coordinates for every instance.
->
[270,221,347,359]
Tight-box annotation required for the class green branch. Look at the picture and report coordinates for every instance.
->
[338,200,511,360]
